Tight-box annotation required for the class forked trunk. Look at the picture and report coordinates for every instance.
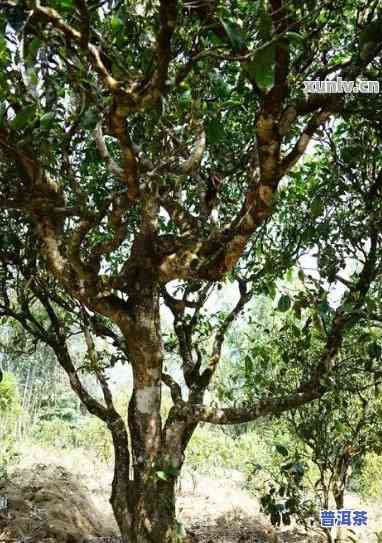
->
[111,449,181,542]
[109,277,190,542]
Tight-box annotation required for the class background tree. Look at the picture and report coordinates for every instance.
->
[0,1,382,541]
[215,114,382,542]
[0,321,73,435]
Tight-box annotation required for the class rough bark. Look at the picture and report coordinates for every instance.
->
[332,447,355,543]
[108,416,132,543]
[123,276,183,542]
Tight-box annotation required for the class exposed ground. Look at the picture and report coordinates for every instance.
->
[178,470,319,543]
[0,446,380,542]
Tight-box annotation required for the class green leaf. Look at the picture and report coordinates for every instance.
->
[311,198,323,218]
[246,44,276,91]
[175,521,187,537]
[298,269,305,282]
[277,294,291,312]
[318,301,330,316]
[365,358,373,371]
[179,88,192,108]
[28,37,41,59]
[368,342,382,360]
[111,15,124,32]
[219,18,246,51]
[291,323,300,338]
[284,32,305,45]
[258,4,272,42]
[10,105,37,129]
[59,0,74,10]
[0,35,8,61]
[205,31,225,47]
[275,443,289,457]
[286,268,293,282]
[207,118,224,144]
[293,302,302,319]
[40,112,56,129]
[281,351,289,363]
[81,108,98,130]
[156,470,168,481]
[335,421,346,434]
[27,68,39,86]
[244,355,253,375]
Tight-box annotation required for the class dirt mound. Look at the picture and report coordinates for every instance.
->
[0,463,118,542]
[178,473,323,543]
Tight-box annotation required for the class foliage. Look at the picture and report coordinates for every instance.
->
[0,0,382,539]
[38,385,81,426]
[185,425,269,475]
[76,415,114,463]
[258,452,315,528]
[0,372,21,479]
[0,371,20,413]
[357,453,382,499]
[32,418,80,449]
[0,434,19,481]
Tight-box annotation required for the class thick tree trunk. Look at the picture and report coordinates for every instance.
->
[333,484,345,543]
[114,276,189,542]
[130,474,179,543]
[110,414,183,543]
[111,445,181,542]
[332,452,352,543]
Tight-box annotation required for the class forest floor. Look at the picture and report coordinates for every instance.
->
[0,445,380,543]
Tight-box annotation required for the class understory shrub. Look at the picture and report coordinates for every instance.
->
[357,452,382,498]
[0,372,21,478]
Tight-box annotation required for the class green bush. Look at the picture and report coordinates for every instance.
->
[0,372,21,413]
[76,416,113,463]
[357,452,382,498]
[0,434,19,480]
[184,425,272,476]
[31,387,130,460]
[28,380,82,448]
[32,418,79,449]
[72,389,131,463]
[0,372,21,478]
[31,411,115,461]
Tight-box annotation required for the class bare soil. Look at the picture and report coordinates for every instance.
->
[0,446,380,543]
[177,470,322,543]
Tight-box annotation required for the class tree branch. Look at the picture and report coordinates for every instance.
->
[94,122,124,179]
[199,278,252,387]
